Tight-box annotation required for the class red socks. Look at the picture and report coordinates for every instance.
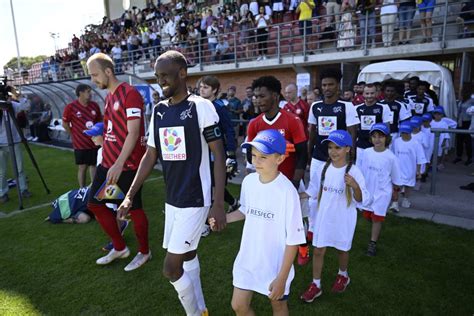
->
[88,204,149,253]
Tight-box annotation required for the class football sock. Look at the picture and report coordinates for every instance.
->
[171,272,200,316]
[183,255,206,312]
[313,279,321,287]
[88,203,126,251]
[299,244,309,257]
[129,208,149,254]
[338,269,349,277]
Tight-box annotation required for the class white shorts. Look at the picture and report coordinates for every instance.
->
[273,2,284,11]
[163,203,210,254]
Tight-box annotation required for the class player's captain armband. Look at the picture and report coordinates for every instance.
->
[203,124,222,142]
[126,108,142,118]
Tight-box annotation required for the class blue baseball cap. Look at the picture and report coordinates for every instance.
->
[321,130,353,147]
[432,106,445,115]
[241,129,286,155]
[399,122,413,134]
[422,113,432,121]
[370,123,390,136]
[410,116,423,128]
[83,122,104,137]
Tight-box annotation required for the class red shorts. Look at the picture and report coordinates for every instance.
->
[362,210,385,222]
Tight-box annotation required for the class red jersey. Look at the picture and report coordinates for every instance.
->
[283,98,309,137]
[62,100,102,150]
[102,82,146,171]
[352,93,365,105]
[247,109,307,180]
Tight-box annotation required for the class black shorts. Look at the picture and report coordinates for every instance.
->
[88,164,143,209]
[74,149,98,166]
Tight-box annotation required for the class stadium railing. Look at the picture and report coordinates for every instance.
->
[8,1,473,85]
[430,128,474,195]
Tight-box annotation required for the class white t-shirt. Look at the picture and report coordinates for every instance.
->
[421,126,434,162]
[359,148,402,217]
[306,163,370,251]
[249,1,259,16]
[255,14,270,29]
[392,137,427,187]
[233,173,306,296]
[430,119,450,154]
[381,0,397,14]
[111,46,122,60]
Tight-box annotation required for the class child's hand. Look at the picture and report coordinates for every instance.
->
[268,277,286,300]
[299,192,309,199]
[344,173,360,190]
[208,217,217,231]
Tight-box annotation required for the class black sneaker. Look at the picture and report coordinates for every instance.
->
[366,241,377,257]
[227,200,240,213]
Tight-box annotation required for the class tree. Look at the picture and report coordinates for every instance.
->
[3,55,48,71]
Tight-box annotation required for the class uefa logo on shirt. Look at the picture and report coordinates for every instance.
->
[321,117,335,132]
[363,116,374,126]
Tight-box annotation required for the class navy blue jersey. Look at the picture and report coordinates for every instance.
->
[148,94,219,208]
[48,187,91,223]
[379,99,412,133]
[355,102,391,149]
[213,99,237,152]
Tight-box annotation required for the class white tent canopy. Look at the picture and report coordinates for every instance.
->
[357,60,456,118]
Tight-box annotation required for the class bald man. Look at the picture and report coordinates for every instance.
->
[283,83,310,137]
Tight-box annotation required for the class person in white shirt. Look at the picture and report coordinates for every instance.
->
[379,0,398,47]
[255,6,271,61]
[390,122,427,211]
[420,113,434,182]
[300,130,370,303]
[210,129,305,315]
[430,106,452,170]
[409,116,427,190]
[110,43,123,73]
[359,123,402,256]
[207,19,220,60]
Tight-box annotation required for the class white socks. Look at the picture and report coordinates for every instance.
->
[171,271,200,316]
[338,269,349,277]
[313,279,321,287]
[183,256,206,312]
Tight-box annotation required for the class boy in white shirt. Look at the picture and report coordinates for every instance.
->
[410,116,427,190]
[390,122,427,210]
[430,106,453,170]
[420,113,434,182]
[210,129,306,316]
[359,123,402,256]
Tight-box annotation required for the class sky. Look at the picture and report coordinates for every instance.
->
[0,0,104,72]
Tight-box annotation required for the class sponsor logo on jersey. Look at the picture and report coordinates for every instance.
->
[323,185,344,195]
[180,107,193,120]
[85,121,93,129]
[113,101,120,111]
[76,111,82,118]
[333,106,342,113]
[247,207,275,220]
[159,126,187,161]
[91,110,96,115]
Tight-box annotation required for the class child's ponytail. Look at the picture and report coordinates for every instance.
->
[317,158,332,207]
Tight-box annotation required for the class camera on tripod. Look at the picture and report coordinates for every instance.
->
[0,76,14,110]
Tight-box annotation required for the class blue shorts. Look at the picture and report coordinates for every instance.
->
[418,0,435,13]
[398,5,416,28]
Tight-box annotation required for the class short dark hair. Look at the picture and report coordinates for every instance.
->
[200,75,220,96]
[418,81,430,88]
[320,68,342,82]
[156,50,188,70]
[76,84,91,97]
[370,130,392,146]
[251,76,282,94]
[409,76,420,82]
[357,81,366,85]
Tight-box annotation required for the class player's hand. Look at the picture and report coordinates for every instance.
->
[299,192,310,199]
[344,173,360,190]
[107,162,123,185]
[208,203,226,232]
[117,196,132,221]
[268,277,286,300]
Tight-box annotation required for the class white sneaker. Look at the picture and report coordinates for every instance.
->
[124,251,152,272]
[96,247,130,265]
[262,55,267,60]
[256,56,263,61]
[401,198,411,208]
[389,201,399,213]
[201,224,211,237]
[413,181,421,191]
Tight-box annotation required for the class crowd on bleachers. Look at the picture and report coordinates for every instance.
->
[34,0,474,82]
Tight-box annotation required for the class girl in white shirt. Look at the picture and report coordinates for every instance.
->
[359,123,402,256]
[410,116,427,190]
[431,106,453,170]
[300,130,370,303]
[210,129,305,316]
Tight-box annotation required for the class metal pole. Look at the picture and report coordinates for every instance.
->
[364,11,369,56]
[234,32,238,68]
[9,0,22,74]
[458,52,467,100]
[303,20,307,61]
[277,25,281,63]
[430,131,440,195]
[441,0,448,48]
[198,37,203,71]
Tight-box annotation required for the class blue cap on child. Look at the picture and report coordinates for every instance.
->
[83,122,104,137]
[321,130,353,147]
[241,129,286,155]
[370,123,390,136]
[432,106,445,115]
[399,122,413,134]
[422,113,432,121]
[410,116,423,128]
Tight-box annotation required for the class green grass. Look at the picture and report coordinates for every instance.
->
[0,145,473,315]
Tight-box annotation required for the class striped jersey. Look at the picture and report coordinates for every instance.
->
[102,82,146,171]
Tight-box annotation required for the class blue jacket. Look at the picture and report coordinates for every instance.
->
[213,99,237,153]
